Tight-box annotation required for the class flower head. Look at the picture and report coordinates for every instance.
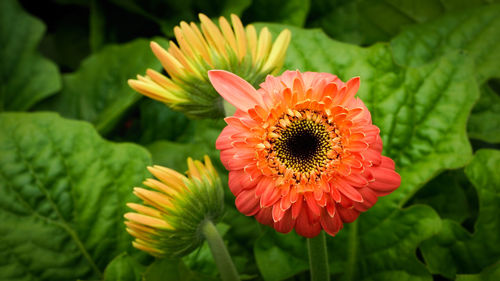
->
[209,70,401,238]
[128,14,291,118]
[124,156,224,257]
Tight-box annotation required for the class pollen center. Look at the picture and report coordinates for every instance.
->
[274,119,332,173]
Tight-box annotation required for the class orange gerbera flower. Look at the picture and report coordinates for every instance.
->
[208,70,401,238]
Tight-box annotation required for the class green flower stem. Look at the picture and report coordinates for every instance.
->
[344,221,358,281]
[307,231,330,281]
[201,220,240,281]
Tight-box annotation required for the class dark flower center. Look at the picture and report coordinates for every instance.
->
[274,119,332,173]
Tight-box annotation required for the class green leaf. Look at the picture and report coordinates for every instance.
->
[220,0,253,18]
[330,205,441,281]
[456,261,500,281]
[0,112,151,281]
[390,5,500,147]
[407,170,473,223]
[143,259,190,281]
[38,38,166,134]
[147,141,204,172]
[264,23,478,205]
[391,4,500,83]
[0,0,61,111]
[106,99,191,145]
[307,0,491,45]
[143,258,217,281]
[244,0,311,27]
[254,231,309,281]
[135,99,191,145]
[103,253,146,281]
[420,149,500,278]
[468,84,500,143]
[146,119,226,172]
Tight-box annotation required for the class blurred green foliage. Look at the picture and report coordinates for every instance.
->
[0,0,499,280]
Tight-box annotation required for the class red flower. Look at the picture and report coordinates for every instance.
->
[209,70,401,238]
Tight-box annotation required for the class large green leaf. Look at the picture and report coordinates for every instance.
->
[467,84,500,143]
[391,3,500,83]
[307,0,494,46]
[39,38,166,134]
[420,149,500,279]
[0,112,151,281]
[0,0,61,111]
[390,5,500,145]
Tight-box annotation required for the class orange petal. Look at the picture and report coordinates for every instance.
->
[304,192,321,217]
[295,210,321,238]
[272,204,286,222]
[260,185,281,208]
[208,70,264,111]
[320,211,343,237]
[337,205,360,223]
[334,179,364,202]
[235,189,260,216]
[273,211,294,234]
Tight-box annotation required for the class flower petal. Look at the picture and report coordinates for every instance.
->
[291,195,303,219]
[295,211,322,238]
[353,187,378,212]
[320,210,343,237]
[272,204,286,222]
[368,157,401,195]
[333,178,364,202]
[260,185,282,208]
[273,211,295,234]
[208,70,264,111]
[337,205,360,223]
[235,189,260,216]
[255,207,273,226]
[228,170,255,196]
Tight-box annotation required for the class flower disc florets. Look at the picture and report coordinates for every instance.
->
[209,70,401,238]
[124,156,224,257]
[128,13,291,118]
